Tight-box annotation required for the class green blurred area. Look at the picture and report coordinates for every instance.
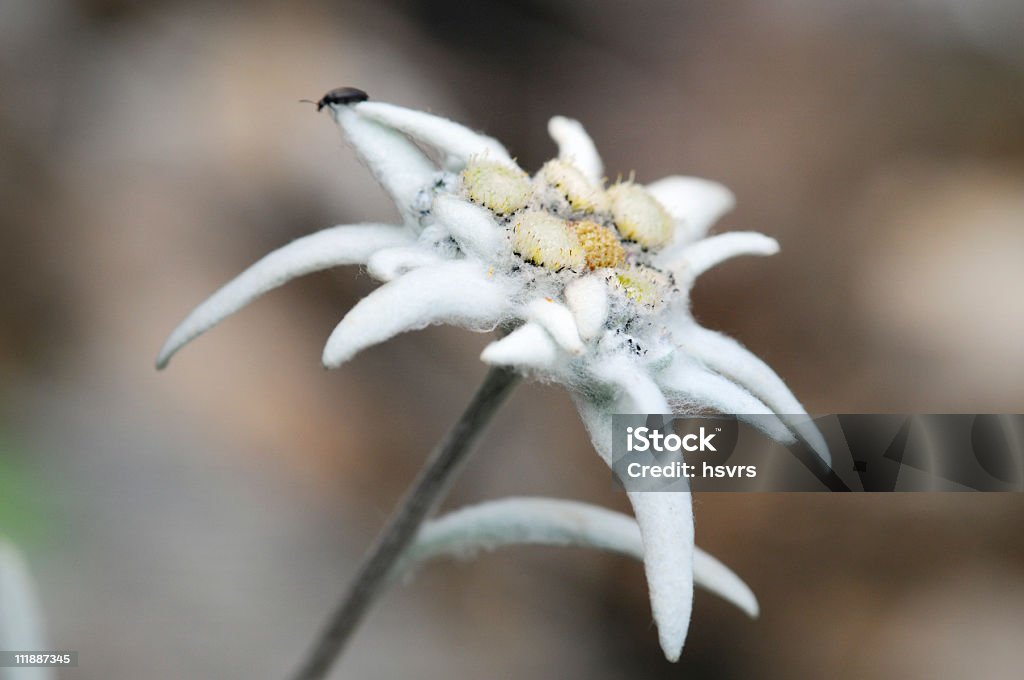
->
[0,431,53,546]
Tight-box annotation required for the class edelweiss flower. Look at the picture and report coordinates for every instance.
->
[157,92,830,660]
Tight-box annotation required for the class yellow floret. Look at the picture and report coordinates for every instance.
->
[512,211,586,271]
[572,220,626,270]
[540,159,609,213]
[615,265,671,306]
[462,159,532,214]
[607,182,674,249]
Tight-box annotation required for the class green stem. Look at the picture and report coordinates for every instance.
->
[289,366,521,680]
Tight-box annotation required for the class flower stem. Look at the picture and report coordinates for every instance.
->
[288,366,521,680]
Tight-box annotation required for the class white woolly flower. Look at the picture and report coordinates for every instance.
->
[157,93,830,661]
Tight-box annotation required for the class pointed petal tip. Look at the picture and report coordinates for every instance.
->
[155,352,171,371]
[320,347,348,370]
[478,345,502,366]
[626,491,693,666]
[479,323,558,369]
[652,593,688,660]
[321,331,366,370]
[669,231,781,284]
[660,636,684,663]
[525,298,585,355]
[810,437,832,469]
[691,548,761,620]
[478,341,511,367]
[547,115,578,141]
[546,115,604,184]
[152,224,410,373]
[155,333,186,370]
[757,234,780,255]
[677,323,833,472]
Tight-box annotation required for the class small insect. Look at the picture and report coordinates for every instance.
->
[301,86,369,111]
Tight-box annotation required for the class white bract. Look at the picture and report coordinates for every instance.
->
[157,95,829,661]
[397,497,759,620]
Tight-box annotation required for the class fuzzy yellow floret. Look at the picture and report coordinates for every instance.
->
[512,211,586,271]
[615,265,671,306]
[462,160,532,214]
[572,220,626,270]
[540,159,609,213]
[607,182,674,249]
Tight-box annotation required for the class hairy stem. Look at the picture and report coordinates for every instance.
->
[289,366,521,680]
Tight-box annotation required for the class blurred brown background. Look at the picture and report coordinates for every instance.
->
[1,1,1023,678]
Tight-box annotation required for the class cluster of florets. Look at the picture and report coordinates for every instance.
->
[433,156,679,316]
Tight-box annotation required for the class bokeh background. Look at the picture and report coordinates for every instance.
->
[2,1,1023,678]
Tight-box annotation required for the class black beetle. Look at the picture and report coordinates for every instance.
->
[303,86,369,111]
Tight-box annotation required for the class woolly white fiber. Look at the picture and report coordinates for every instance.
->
[331,107,437,219]
[431,194,505,260]
[547,116,604,184]
[353,101,513,168]
[645,175,736,246]
[667,231,780,286]
[525,298,585,355]
[676,323,831,466]
[480,323,559,370]
[366,246,444,283]
[322,261,508,367]
[157,224,409,368]
[399,497,759,619]
[657,357,796,445]
[564,275,609,341]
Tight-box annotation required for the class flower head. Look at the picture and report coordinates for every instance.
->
[157,91,829,660]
